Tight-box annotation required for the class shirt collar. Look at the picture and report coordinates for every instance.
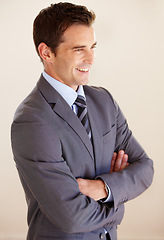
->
[42,71,85,107]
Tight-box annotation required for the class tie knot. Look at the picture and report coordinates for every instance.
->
[74,95,87,108]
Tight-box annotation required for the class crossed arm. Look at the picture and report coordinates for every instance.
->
[77,150,129,201]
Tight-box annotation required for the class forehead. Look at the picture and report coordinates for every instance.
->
[61,24,96,47]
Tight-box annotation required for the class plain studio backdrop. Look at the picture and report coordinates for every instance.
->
[0,0,164,239]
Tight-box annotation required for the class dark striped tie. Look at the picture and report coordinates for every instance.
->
[74,95,91,139]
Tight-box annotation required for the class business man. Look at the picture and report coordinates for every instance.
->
[11,3,154,240]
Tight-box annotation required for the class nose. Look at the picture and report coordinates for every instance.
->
[83,50,95,65]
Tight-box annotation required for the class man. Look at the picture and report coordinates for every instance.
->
[11,3,154,240]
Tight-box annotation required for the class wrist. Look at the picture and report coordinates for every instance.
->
[104,183,109,195]
[97,180,108,199]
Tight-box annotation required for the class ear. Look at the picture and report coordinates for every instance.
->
[38,43,53,62]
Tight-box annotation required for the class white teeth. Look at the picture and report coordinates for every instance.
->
[76,68,89,72]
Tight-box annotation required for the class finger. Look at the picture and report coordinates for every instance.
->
[113,150,124,172]
[110,152,117,173]
[120,154,128,170]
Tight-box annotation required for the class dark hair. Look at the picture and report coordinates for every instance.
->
[33,2,96,57]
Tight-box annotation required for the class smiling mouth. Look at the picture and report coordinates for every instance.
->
[75,68,90,73]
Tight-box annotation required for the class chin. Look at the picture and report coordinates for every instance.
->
[80,78,89,86]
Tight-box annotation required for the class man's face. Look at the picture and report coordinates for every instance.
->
[49,24,96,90]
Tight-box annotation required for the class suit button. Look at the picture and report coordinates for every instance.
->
[100,233,106,239]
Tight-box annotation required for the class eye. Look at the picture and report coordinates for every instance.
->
[91,45,96,50]
[75,48,84,52]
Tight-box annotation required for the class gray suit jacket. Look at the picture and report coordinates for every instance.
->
[11,75,154,240]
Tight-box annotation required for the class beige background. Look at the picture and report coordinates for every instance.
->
[0,0,164,239]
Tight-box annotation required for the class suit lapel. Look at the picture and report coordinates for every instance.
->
[85,91,103,176]
[53,98,94,160]
[37,75,94,160]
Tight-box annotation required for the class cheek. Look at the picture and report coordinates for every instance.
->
[68,54,82,67]
[57,61,75,79]
[54,59,69,74]
[55,54,81,76]
[62,56,75,69]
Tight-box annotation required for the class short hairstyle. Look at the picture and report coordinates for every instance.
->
[33,2,96,57]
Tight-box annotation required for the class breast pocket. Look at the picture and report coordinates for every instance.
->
[101,124,116,173]
[103,124,116,144]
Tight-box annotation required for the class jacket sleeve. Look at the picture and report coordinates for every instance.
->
[97,95,154,211]
[11,112,124,234]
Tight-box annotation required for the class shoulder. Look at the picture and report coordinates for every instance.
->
[13,85,47,124]
[84,85,114,100]
[84,85,118,110]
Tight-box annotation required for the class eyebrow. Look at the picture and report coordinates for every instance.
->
[72,41,97,50]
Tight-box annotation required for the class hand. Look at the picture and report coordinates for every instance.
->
[76,150,129,201]
[110,150,129,173]
[76,178,107,201]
